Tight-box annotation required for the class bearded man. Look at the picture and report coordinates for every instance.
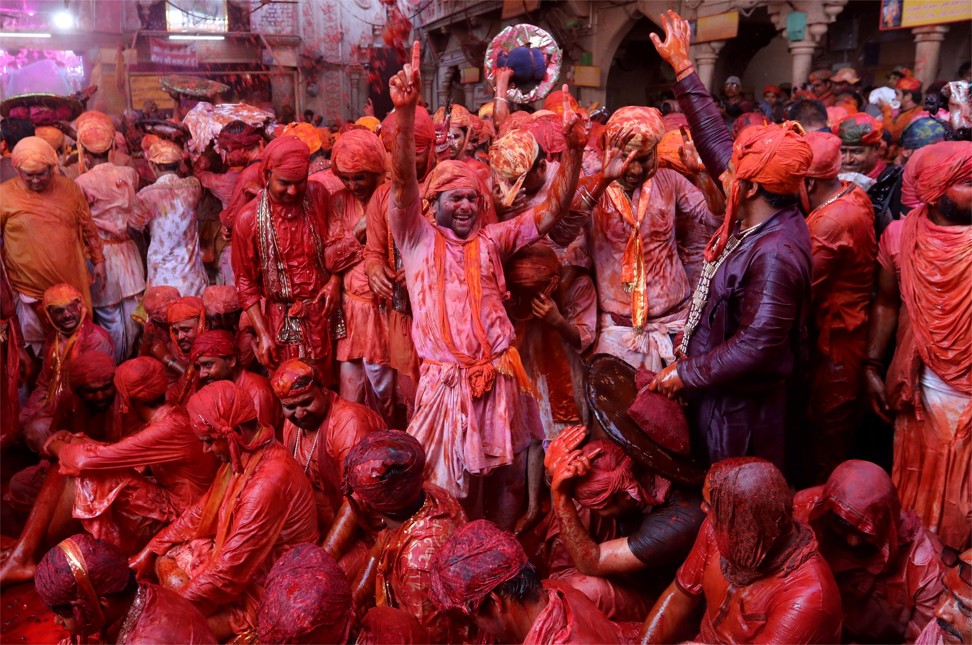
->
[914,547,972,645]
[865,140,972,550]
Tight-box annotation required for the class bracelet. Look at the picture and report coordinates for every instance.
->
[675,64,695,79]
[494,97,508,103]
[579,188,597,209]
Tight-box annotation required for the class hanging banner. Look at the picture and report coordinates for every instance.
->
[690,11,740,44]
[880,0,972,30]
[149,38,198,67]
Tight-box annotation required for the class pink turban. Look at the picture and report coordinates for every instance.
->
[11,136,58,173]
[606,106,665,155]
[342,430,425,514]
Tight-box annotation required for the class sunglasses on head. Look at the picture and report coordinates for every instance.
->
[943,545,972,586]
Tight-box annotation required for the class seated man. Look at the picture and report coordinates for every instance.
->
[131,381,318,641]
[34,533,216,644]
[544,429,704,621]
[1,357,218,584]
[915,547,971,645]
[639,457,842,644]
[430,519,622,644]
[20,283,114,452]
[337,430,467,643]
[270,358,384,529]
[256,544,352,644]
[136,285,181,375]
[794,459,945,642]
[181,330,281,431]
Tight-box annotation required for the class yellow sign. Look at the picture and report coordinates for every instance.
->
[693,11,740,43]
[460,67,481,84]
[573,66,601,88]
[129,75,175,111]
[880,0,972,29]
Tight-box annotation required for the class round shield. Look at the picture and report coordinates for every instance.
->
[0,93,83,125]
[160,75,230,99]
[585,353,705,486]
[484,24,562,104]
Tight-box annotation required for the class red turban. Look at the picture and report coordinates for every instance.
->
[140,134,161,155]
[505,243,560,294]
[261,135,310,182]
[142,286,181,324]
[763,85,782,96]
[190,330,237,363]
[904,140,972,205]
[381,106,434,153]
[707,457,807,586]
[525,114,566,156]
[833,113,884,147]
[217,121,262,154]
[12,136,58,172]
[342,430,425,514]
[357,606,429,645]
[257,544,352,645]
[944,548,972,607]
[896,76,922,92]
[806,132,843,180]
[429,519,528,615]
[707,122,812,261]
[66,350,116,388]
[281,122,322,155]
[731,112,771,139]
[114,357,168,414]
[331,128,387,176]
[35,534,130,634]
[186,381,259,473]
[202,285,241,316]
[270,358,318,399]
[809,69,832,83]
[543,89,579,117]
[573,440,669,511]
[606,106,665,155]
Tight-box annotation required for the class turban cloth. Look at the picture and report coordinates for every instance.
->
[332,128,387,176]
[260,135,309,182]
[707,457,807,586]
[140,134,161,155]
[498,111,531,137]
[357,606,429,645]
[381,106,434,176]
[900,116,946,151]
[34,126,65,152]
[76,111,115,155]
[805,132,843,180]
[11,136,58,173]
[573,440,669,511]
[355,116,381,132]
[489,128,539,208]
[342,430,425,514]
[142,286,181,324]
[605,106,665,155]
[202,285,240,316]
[42,283,87,331]
[432,105,472,128]
[763,85,782,95]
[526,114,566,156]
[316,128,333,152]
[657,129,692,175]
[429,519,528,615]
[257,544,352,645]
[282,122,322,155]
[35,534,130,634]
[809,69,832,82]
[505,243,559,294]
[270,358,318,399]
[826,106,849,127]
[66,350,116,389]
[731,112,771,139]
[217,121,262,153]
[897,76,922,92]
[833,113,884,146]
[114,357,169,413]
[543,89,579,118]
[167,296,205,325]
[662,112,689,133]
[810,460,903,580]
[478,102,494,119]
[186,381,259,473]
[906,140,972,205]
[424,159,483,204]
[147,140,183,165]
[706,122,812,261]
[190,330,237,363]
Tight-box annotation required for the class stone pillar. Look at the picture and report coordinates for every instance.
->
[436,67,455,110]
[913,25,949,90]
[691,41,725,92]
[789,39,817,88]
[422,72,434,108]
[348,69,362,118]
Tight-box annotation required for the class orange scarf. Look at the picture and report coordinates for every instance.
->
[607,180,653,328]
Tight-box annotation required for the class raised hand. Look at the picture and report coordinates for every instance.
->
[560,85,591,150]
[390,40,422,110]
[677,126,706,175]
[602,126,638,182]
[649,10,693,75]
[544,424,588,477]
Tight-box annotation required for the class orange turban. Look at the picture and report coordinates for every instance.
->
[316,128,333,152]
[543,89,579,117]
[355,116,381,132]
[896,76,922,92]
[142,286,181,324]
[167,296,205,324]
[11,136,58,173]
[657,129,691,176]
[76,111,115,155]
[707,122,812,261]
[42,283,84,310]
[34,126,64,152]
[805,132,843,180]
[606,106,665,155]
[731,112,771,139]
[147,140,183,165]
[424,159,482,203]
[282,122,322,155]
[906,141,972,205]
[140,134,161,155]
[261,135,309,182]
[270,358,318,399]
[489,128,539,208]
[331,128,387,176]
[432,105,472,128]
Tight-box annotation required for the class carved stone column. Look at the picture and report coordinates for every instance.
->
[691,41,725,92]
[913,25,949,90]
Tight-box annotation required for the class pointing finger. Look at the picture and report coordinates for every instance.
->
[410,40,421,71]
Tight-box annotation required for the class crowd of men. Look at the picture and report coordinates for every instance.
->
[0,10,969,644]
